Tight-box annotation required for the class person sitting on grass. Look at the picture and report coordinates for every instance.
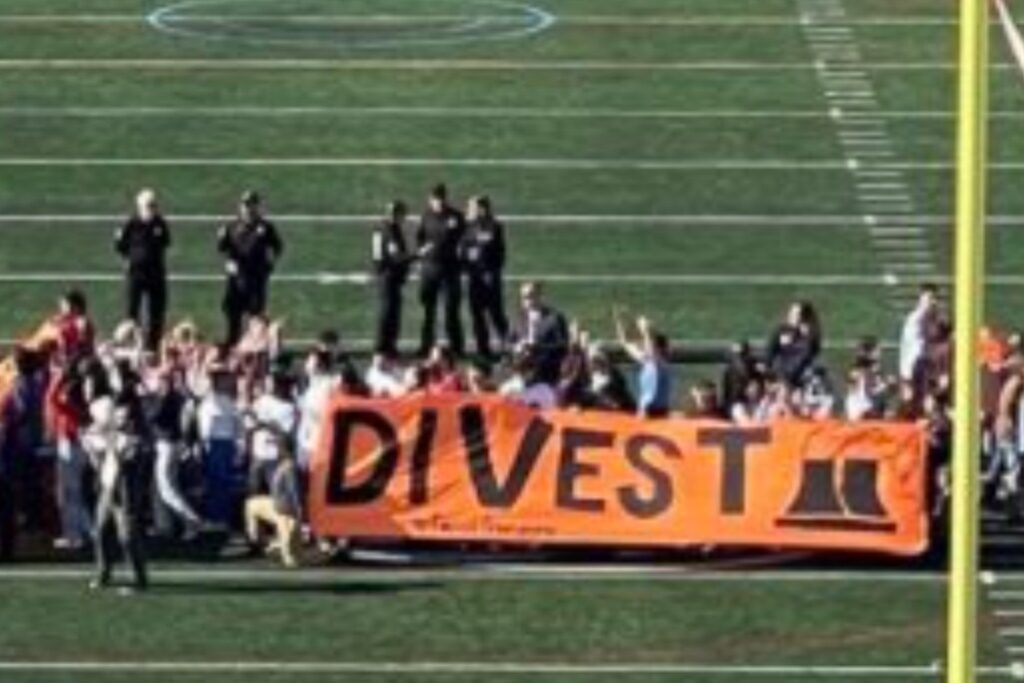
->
[614,309,672,419]
[244,442,303,568]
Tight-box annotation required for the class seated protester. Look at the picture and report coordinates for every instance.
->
[614,311,672,419]
[557,327,591,409]
[244,444,302,568]
[796,366,835,421]
[720,340,759,410]
[197,366,242,527]
[109,319,145,368]
[854,335,883,375]
[402,363,430,396]
[510,281,570,386]
[845,361,887,421]
[688,380,727,420]
[246,372,298,496]
[425,343,463,395]
[731,376,771,425]
[891,379,922,421]
[236,314,282,378]
[763,375,796,421]
[465,360,496,394]
[586,346,635,413]
[766,301,822,387]
[365,353,405,398]
[500,352,557,411]
[52,289,96,363]
[314,329,366,396]
[297,349,338,471]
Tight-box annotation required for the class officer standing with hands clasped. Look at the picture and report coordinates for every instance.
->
[461,195,509,359]
[218,191,284,346]
[115,188,170,352]
[416,183,466,357]
[371,201,411,356]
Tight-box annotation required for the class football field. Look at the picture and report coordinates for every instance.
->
[2,0,1023,350]
[0,563,1018,683]
[2,0,1024,680]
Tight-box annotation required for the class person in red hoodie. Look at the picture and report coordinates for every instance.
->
[52,290,96,363]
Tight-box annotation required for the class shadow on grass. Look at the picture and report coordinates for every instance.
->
[149,580,442,597]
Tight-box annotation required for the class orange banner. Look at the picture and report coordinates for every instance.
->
[309,395,929,555]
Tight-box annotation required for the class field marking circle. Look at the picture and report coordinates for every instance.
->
[146,0,557,50]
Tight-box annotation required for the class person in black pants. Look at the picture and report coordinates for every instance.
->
[461,195,508,359]
[416,184,466,357]
[218,191,284,346]
[115,188,170,352]
[372,201,411,356]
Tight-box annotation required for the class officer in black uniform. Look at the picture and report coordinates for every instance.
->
[461,195,508,359]
[115,188,171,352]
[217,191,284,346]
[371,201,411,356]
[415,184,466,356]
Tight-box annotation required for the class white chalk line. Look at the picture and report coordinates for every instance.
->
[0,660,1008,677]
[0,272,916,287]
[0,157,1019,170]
[0,14,970,27]
[1,106,1016,119]
[0,59,1010,71]
[0,214,1010,226]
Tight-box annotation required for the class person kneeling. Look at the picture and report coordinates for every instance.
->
[244,447,302,568]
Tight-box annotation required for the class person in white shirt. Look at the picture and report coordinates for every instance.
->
[365,353,406,398]
[899,284,938,382]
[297,350,338,471]
[845,363,886,421]
[731,377,771,425]
[197,368,242,527]
[246,372,298,495]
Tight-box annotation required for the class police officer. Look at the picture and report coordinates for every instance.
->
[461,195,508,359]
[371,201,411,356]
[416,183,466,356]
[217,191,284,346]
[115,188,170,352]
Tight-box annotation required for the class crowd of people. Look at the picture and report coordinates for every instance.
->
[0,182,1020,589]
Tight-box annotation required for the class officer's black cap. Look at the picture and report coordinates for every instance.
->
[430,183,447,201]
[240,190,261,206]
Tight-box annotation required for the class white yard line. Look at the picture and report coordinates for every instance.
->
[0,14,966,27]
[0,213,1013,226]
[0,158,1013,170]
[0,272,908,286]
[0,59,1008,70]
[0,106,1016,119]
[0,660,1005,677]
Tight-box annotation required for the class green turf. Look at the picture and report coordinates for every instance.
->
[0,575,999,675]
